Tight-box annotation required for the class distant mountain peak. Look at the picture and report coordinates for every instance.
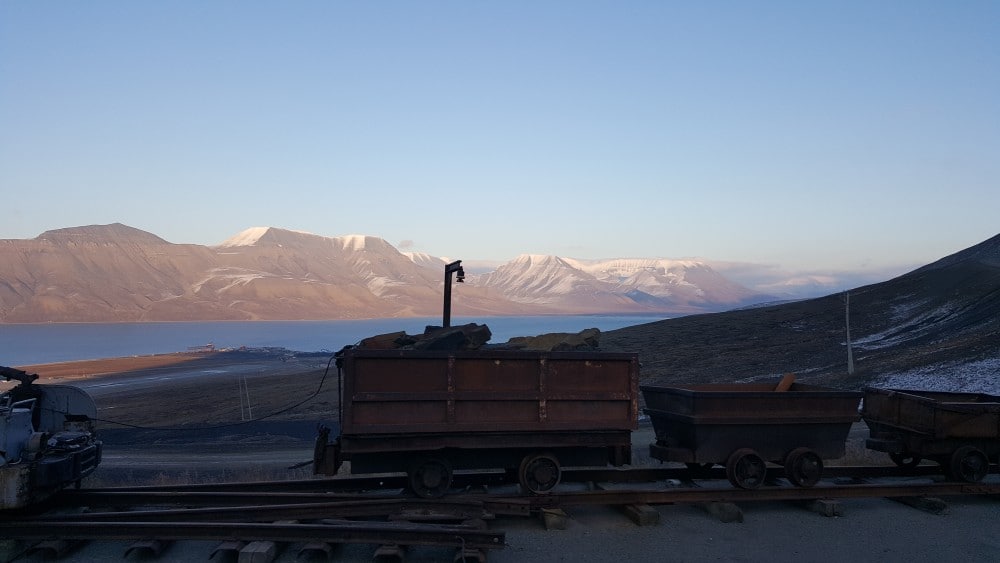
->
[35,223,169,245]
[218,226,271,247]
[336,234,374,252]
[404,252,447,270]
[511,254,570,266]
[217,227,319,248]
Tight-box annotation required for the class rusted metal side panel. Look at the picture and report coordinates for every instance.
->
[641,382,862,464]
[341,350,639,437]
[862,388,1000,441]
[341,430,633,455]
[644,382,861,423]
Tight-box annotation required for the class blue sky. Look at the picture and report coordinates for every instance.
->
[2,1,997,284]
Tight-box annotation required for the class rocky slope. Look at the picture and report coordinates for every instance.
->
[602,233,1000,393]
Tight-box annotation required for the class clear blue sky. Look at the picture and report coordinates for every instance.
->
[2,1,997,276]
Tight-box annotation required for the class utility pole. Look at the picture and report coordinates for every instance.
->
[844,291,855,375]
[442,260,465,328]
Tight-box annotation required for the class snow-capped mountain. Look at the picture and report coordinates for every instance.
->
[475,255,767,314]
[0,223,767,322]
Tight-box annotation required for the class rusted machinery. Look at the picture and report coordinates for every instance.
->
[863,387,1000,482]
[641,379,862,489]
[314,348,639,497]
[1,366,102,509]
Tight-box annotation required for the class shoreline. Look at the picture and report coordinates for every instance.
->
[14,348,315,382]
[14,351,220,380]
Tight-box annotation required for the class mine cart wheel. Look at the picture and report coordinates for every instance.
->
[783,448,823,488]
[947,446,989,483]
[725,448,767,489]
[408,457,454,498]
[888,452,922,468]
[519,452,562,495]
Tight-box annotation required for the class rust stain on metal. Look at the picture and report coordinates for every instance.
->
[538,358,547,423]
[446,356,456,424]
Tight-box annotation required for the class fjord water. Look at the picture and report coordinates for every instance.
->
[0,315,662,366]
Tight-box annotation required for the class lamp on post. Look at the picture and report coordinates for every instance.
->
[443,260,465,328]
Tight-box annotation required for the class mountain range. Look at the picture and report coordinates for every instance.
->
[0,223,771,323]
[602,232,1000,393]
[4,224,997,393]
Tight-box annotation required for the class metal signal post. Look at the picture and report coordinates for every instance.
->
[443,260,465,328]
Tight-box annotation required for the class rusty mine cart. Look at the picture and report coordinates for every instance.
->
[641,379,862,489]
[314,348,640,497]
[863,387,1000,482]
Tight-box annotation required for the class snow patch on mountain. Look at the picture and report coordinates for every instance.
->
[336,234,372,252]
[871,357,1000,394]
[365,275,410,296]
[218,227,271,247]
[404,252,447,270]
[218,227,316,247]
[482,255,600,301]
[192,268,266,293]
[852,302,959,351]
[565,257,703,279]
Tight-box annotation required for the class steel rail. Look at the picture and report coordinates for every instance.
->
[51,490,517,516]
[563,464,953,483]
[21,479,1000,524]
[483,481,1000,510]
[55,490,402,508]
[0,520,506,550]
[76,463,984,495]
[24,498,501,523]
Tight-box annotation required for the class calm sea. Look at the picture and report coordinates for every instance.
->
[0,315,663,366]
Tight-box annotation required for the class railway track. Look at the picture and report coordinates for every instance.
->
[2,466,998,562]
[40,462,972,496]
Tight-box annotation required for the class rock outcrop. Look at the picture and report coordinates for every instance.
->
[500,328,601,351]
[356,323,493,351]
[353,324,602,353]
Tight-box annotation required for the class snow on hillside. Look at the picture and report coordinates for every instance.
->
[365,275,409,295]
[871,357,1000,394]
[191,268,267,293]
[404,252,447,270]
[218,227,316,247]
[565,257,703,280]
[852,302,958,351]
[484,255,598,298]
[218,227,271,247]
[336,234,371,252]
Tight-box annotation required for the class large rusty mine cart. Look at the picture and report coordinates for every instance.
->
[641,380,862,489]
[862,387,1000,482]
[315,348,640,497]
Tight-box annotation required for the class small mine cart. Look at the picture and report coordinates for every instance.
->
[641,379,862,489]
[862,387,1000,482]
[315,348,639,497]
